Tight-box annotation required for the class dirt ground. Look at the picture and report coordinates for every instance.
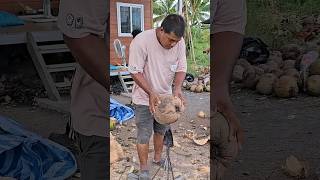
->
[1,88,320,180]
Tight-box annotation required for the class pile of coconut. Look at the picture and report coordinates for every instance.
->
[182,67,210,93]
[232,44,320,98]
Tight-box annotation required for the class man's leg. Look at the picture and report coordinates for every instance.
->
[153,120,169,162]
[134,105,154,171]
[75,131,109,180]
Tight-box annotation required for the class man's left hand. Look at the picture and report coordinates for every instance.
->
[173,88,186,106]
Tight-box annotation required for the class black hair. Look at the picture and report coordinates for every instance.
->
[131,29,142,38]
[160,14,185,38]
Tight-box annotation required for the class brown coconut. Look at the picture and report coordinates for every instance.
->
[271,69,284,77]
[190,84,197,92]
[309,60,320,75]
[253,66,265,76]
[307,75,320,96]
[281,44,302,60]
[232,65,245,82]
[269,55,284,68]
[204,85,210,92]
[195,84,204,93]
[256,73,277,95]
[154,95,185,124]
[283,60,296,70]
[283,68,303,89]
[237,58,251,69]
[242,66,258,89]
[258,64,269,72]
[274,76,299,98]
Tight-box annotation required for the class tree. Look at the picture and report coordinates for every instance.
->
[153,0,178,27]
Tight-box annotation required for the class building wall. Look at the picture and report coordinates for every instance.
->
[110,0,152,65]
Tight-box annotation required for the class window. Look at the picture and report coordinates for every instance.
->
[117,3,144,37]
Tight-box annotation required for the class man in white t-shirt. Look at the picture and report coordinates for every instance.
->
[128,14,187,179]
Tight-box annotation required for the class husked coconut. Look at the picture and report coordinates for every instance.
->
[253,66,265,76]
[283,68,300,79]
[195,84,204,93]
[281,44,302,60]
[271,69,284,77]
[274,76,299,98]
[256,73,277,95]
[204,85,210,92]
[266,60,280,69]
[232,65,245,82]
[237,58,251,69]
[154,95,185,124]
[190,85,197,92]
[242,66,258,89]
[283,60,296,70]
[307,75,320,96]
[309,60,320,75]
[258,64,269,72]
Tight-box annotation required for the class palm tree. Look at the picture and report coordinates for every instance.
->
[153,0,178,27]
[183,0,210,27]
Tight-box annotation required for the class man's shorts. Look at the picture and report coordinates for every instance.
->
[57,0,108,38]
[74,131,109,180]
[134,104,169,144]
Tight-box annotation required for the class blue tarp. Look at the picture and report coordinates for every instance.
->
[110,65,121,71]
[0,11,24,27]
[110,98,134,123]
[0,116,77,180]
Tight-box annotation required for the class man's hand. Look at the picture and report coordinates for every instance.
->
[149,92,161,114]
[173,88,186,106]
[212,89,244,149]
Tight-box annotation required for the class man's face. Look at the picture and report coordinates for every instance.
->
[159,27,182,49]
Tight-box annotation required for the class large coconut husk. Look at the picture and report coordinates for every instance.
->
[269,55,284,68]
[271,69,284,77]
[237,58,251,69]
[283,68,300,79]
[266,60,280,70]
[307,75,320,96]
[253,66,265,76]
[258,64,269,73]
[232,65,245,82]
[281,44,302,60]
[190,84,197,92]
[256,73,277,95]
[154,95,185,125]
[195,84,204,93]
[283,60,296,70]
[242,66,258,89]
[274,76,299,98]
[309,60,320,75]
[283,155,310,178]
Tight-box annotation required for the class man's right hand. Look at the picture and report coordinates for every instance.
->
[149,92,161,114]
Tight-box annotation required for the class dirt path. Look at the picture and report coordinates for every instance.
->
[110,92,210,180]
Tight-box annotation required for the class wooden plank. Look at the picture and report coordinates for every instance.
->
[26,32,61,101]
[124,81,134,85]
[55,82,71,88]
[46,62,76,73]
[121,75,132,79]
[39,44,69,54]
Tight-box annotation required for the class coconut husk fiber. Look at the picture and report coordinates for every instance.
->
[154,95,185,125]
[211,112,239,180]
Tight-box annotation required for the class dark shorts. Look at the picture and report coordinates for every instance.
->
[134,104,169,144]
[74,131,109,180]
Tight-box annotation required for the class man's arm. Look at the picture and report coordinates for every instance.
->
[211,31,244,143]
[173,72,186,103]
[64,34,108,89]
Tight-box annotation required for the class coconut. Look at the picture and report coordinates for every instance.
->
[266,60,280,70]
[269,55,284,68]
[185,82,192,90]
[195,84,204,93]
[190,85,197,92]
[232,65,245,82]
[309,60,320,75]
[307,75,320,96]
[237,58,251,69]
[281,44,302,60]
[271,69,284,77]
[253,66,265,76]
[154,95,185,124]
[198,111,206,118]
[204,85,210,92]
[274,76,299,98]
[283,60,296,70]
[256,73,277,95]
[258,64,269,72]
[283,68,300,79]
[242,66,258,89]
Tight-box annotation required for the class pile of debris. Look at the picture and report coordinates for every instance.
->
[232,43,320,98]
[0,74,46,105]
[182,67,210,93]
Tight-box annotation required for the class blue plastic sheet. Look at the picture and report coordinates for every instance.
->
[110,98,134,123]
[0,11,24,27]
[0,116,77,180]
